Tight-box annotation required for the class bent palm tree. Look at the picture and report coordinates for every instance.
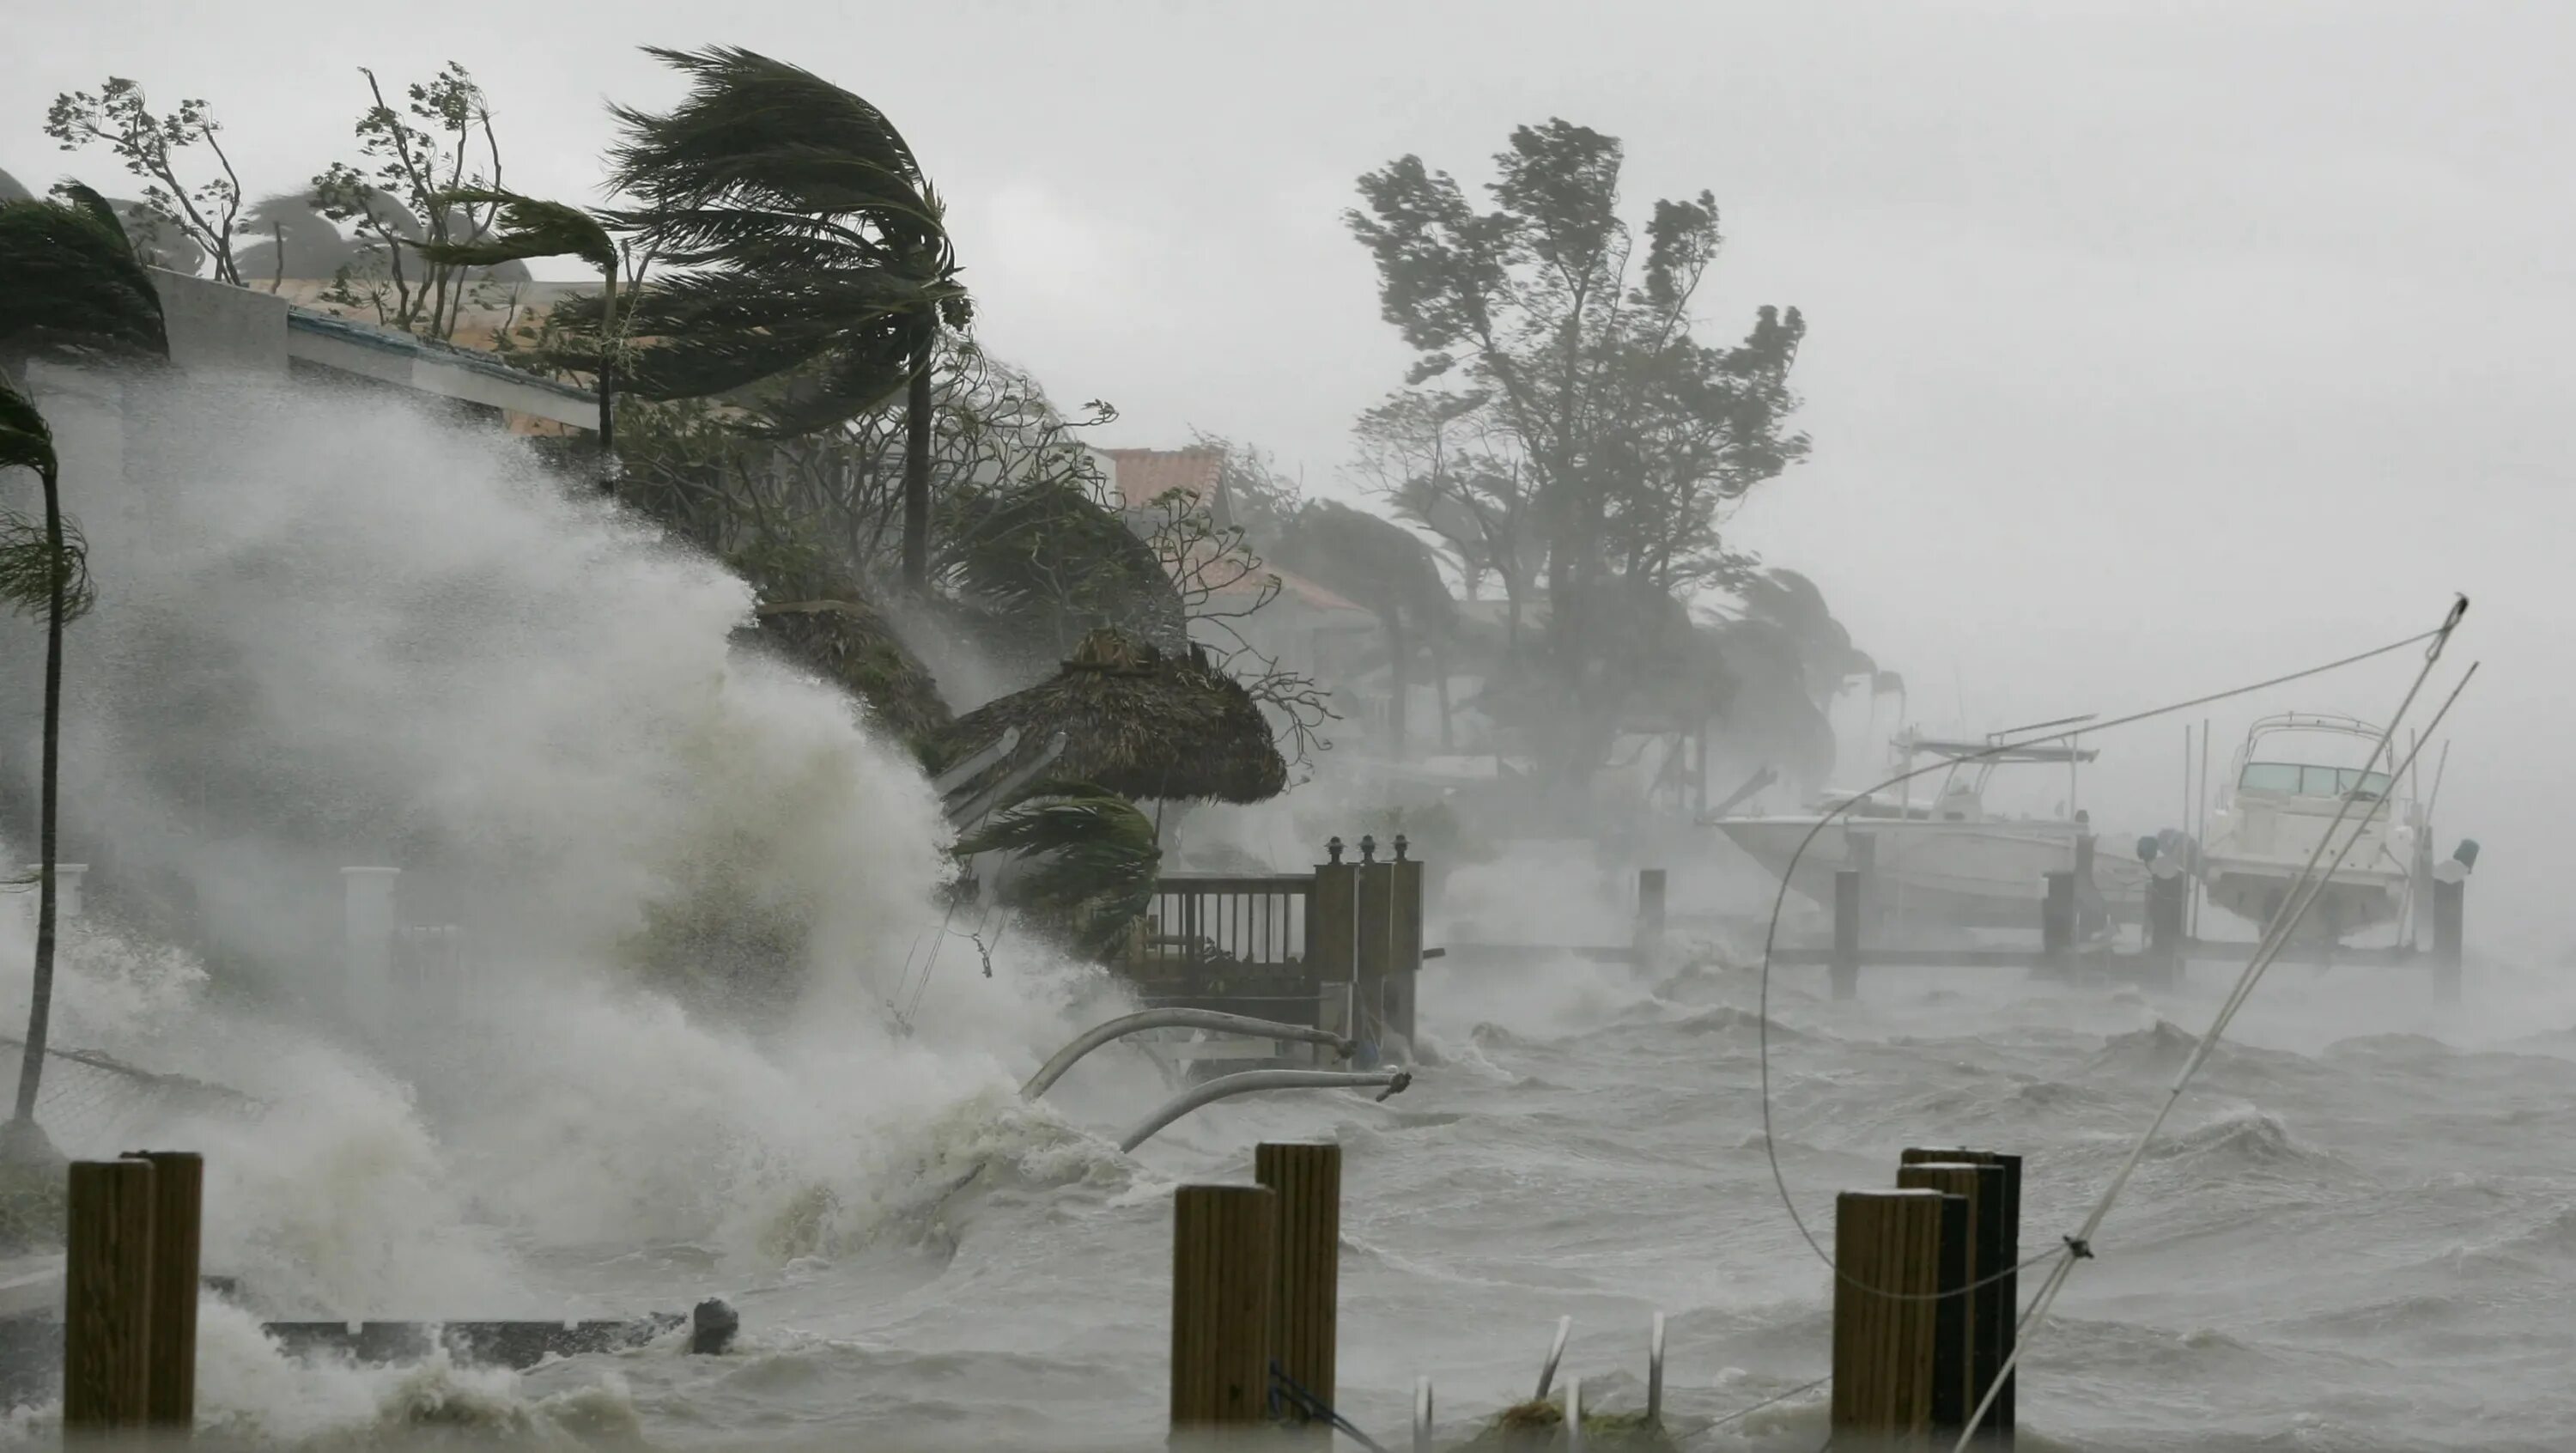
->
[412,187,625,492]
[605,45,969,590]
[0,185,167,1157]
[955,782,1160,961]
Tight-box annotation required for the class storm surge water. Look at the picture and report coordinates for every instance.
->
[0,372,1156,1444]
[0,373,2558,1452]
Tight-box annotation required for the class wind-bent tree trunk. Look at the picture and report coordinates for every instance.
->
[411,187,624,494]
[17,418,65,1129]
[902,322,933,590]
[0,186,168,1155]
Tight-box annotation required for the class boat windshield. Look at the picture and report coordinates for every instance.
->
[2239,762,2394,799]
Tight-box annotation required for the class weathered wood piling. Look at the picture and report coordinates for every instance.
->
[1171,1184,1279,1434]
[1832,1148,2025,1449]
[125,1152,201,1433]
[1255,1142,1341,1431]
[64,1158,158,1432]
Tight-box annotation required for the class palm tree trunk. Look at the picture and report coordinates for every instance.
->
[597,262,620,497]
[13,462,65,1127]
[901,325,933,591]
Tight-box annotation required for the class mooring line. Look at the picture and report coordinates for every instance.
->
[1943,657,2475,1450]
[1757,595,2466,1308]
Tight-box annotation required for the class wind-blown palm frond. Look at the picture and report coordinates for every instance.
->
[412,187,618,273]
[611,49,946,237]
[0,383,55,482]
[956,781,1161,958]
[0,382,92,620]
[0,185,169,361]
[0,510,95,624]
[602,46,970,447]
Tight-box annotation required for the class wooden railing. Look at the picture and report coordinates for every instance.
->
[1135,874,1314,974]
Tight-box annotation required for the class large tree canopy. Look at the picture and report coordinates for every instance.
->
[1347,118,1811,785]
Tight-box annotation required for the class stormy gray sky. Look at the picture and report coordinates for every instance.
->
[9,2,2570,937]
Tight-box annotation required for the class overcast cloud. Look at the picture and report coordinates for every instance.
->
[9,2,2568,939]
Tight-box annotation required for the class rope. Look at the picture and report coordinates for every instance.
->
[1755,599,2467,1306]
[1268,1360,1390,1453]
[1707,1372,1833,1432]
[1945,651,2476,1451]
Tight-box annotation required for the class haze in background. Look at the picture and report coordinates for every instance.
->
[5,1,2562,940]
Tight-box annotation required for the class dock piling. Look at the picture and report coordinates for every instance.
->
[2038,872,2075,977]
[1170,1183,1276,1436]
[1635,869,1668,957]
[1255,1143,1340,1432]
[2146,866,2189,989]
[1832,868,1863,1000]
[1831,1188,1954,1445]
[2432,874,2464,1003]
[1898,1159,2007,1443]
[1904,1148,2021,1443]
[121,1151,202,1433]
[64,1158,156,1433]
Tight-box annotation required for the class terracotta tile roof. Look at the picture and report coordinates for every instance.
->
[1107,448,1372,618]
[1103,447,1224,511]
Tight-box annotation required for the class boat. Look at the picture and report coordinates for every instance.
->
[2198,713,2427,943]
[1710,725,2150,930]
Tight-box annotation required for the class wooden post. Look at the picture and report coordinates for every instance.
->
[124,1151,202,1433]
[1848,832,1878,915]
[1904,1148,2021,1444]
[1898,1159,2007,1444]
[1636,869,1667,952]
[1386,851,1424,1050]
[1832,1189,1954,1445]
[1171,1183,1276,1436]
[2147,869,2188,989]
[64,1158,156,1433]
[2432,875,2464,1003]
[1832,868,1862,1001]
[1255,1143,1340,1432]
[2071,834,2102,939]
[2039,872,2075,977]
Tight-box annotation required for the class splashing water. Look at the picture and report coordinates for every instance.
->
[0,372,1151,1438]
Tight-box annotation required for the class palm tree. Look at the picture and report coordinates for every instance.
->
[0,185,167,1160]
[411,187,624,492]
[604,45,970,590]
[954,782,1161,960]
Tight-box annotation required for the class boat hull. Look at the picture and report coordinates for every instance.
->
[1715,816,2149,929]
[2202,859,2406,941]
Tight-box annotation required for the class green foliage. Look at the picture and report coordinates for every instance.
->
[0,382,57,483]
[309,64,517,339]
[601,45,968,437]
[0,508,97,625]
[956,782,1161,959]
[1346,117,1813,784]
[412,186,616,274]
[0,186,171,361]
[42,76,246,284]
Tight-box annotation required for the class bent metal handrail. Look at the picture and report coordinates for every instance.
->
[1021,1008,1353,1102]
[1118,1069,1411,1153]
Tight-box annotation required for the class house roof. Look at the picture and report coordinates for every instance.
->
[1103,447,1224,511]
[1104,447,1375,619]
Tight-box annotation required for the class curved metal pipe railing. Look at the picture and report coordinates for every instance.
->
[1118,1068,1411,1153]
[1021,1008,1352,1102]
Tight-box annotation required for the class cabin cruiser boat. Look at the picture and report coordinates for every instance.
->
[1711,726,2149,930]
[2199,713,2426,943]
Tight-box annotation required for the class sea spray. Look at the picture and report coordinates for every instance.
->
[0,372,1134,1316]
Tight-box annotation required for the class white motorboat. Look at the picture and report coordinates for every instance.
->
[1712,725,2149,930]
[2200,713,2427,942]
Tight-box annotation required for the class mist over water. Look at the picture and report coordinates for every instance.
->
[0,374,2556,1451]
